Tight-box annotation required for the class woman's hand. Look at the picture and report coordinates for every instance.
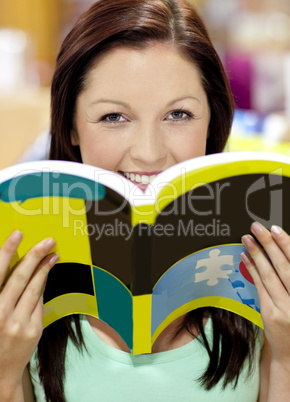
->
[0,230,58,400]
[241,222,290,401]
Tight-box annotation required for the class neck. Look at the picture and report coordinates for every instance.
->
[86,314,207,353]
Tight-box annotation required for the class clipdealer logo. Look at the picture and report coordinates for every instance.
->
[3,166,285,233]
[245,168,283,227]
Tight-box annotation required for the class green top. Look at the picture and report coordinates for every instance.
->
[30,316,261,401]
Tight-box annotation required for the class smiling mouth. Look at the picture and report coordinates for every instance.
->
[119,171,160,185]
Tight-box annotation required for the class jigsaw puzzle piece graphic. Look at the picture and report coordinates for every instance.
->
[195,249,234,286]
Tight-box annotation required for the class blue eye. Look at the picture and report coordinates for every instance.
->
[109,114,120,121]
[172,111,184,119]
[167,110,194,121]
[100,113,126,123]
[107,114,121,122]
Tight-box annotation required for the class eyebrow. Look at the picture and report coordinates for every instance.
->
[89,99,131,108]
[89,95,201,108]
[166,95,201,107]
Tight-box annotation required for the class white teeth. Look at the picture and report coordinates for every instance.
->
[122,172,157,184]
[142,175,150,184]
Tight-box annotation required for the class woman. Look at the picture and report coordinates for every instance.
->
[1,0,290,401]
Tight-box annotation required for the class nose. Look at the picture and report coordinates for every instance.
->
[129,124,167,167]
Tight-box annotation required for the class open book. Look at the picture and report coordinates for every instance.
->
[0,151,289,354]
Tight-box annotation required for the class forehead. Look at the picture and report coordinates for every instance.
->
[81,43,205,99]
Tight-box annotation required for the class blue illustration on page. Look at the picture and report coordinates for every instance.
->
[151,244,260,335]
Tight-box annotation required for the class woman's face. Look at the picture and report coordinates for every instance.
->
[72,43,210,190]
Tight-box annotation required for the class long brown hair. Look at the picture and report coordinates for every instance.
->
[38,1,258,401]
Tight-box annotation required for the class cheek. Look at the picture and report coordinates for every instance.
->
[78,133,125,170]
[170,132,208,162]
[184,139,206,159]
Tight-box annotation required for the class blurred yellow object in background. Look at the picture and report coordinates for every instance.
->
[0,88,50,168]
[228,135,290,156]
[0,0,62,85]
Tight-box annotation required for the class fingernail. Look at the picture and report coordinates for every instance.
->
[49,253,59,265]
[251,221,263,234]
[242,235,254,247]
[241,252,251,265]
[271,225,282,235]
[10,230,22,243]
[44,238,56,249]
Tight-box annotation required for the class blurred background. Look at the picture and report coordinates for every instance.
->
[0,0,289,168]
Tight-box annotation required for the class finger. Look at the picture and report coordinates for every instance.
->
[241,234,289,307]
[0,238,56,310]
[15,253,59,320]
[29,297,45,339]
[0,230,23,287]
[270,225,290,262]
[251,222,290,292]
[240,251,273,310]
